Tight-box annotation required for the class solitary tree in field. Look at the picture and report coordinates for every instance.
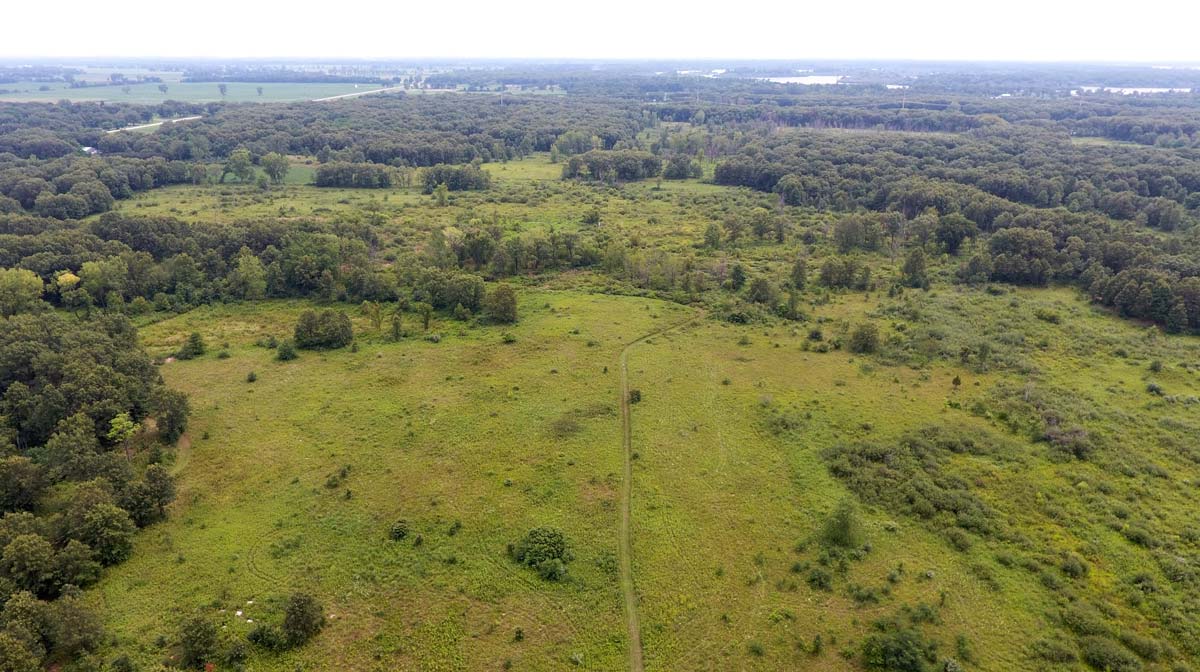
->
[390,309,403,341]
[221,149,255,183]
[790,257,807,291]
[158,84,168,95]
[260,152,290,184]
[257,86,264,96]
[360,300,383,331]
[485,285,518,324]
[433,183,449,207]
[901,248,928,289]
[218,83,228,97]
[413,302,433,331]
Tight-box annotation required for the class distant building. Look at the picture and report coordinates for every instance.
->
[81,146,99,155]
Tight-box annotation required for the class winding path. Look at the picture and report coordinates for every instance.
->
[618,312,702,672]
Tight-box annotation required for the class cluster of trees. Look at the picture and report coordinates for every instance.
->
[0,305,186,669]
[0,153,199,219]
[561,150,662,182]
[419,163,491,193]
[313,161,394,188]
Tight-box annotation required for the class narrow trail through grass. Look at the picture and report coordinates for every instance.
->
[618,312,702,672]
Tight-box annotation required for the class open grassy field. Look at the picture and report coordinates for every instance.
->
[93,276,1200,671]
[72,154,1200,671]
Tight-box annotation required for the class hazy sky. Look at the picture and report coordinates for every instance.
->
[4,0,1199,62]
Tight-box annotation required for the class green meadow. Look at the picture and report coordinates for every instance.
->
[63,154,1200,671]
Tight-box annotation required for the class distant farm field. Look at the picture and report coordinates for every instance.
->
[0,81,401,103]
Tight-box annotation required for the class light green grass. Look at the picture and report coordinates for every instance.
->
[0,82,394,104]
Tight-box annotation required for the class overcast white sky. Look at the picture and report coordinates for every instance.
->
[4,0,1199,62]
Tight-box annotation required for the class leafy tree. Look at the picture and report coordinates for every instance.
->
[389,310,403,341]
[861,623,936,672]
[282,593,325,647]
[790,257,807,291]
[294,310,353,349]
[848,323,880,354]
[510,527,572,581]
[935,214,975,255]
[0,269,44,317]
[176,332,206,360]
[0,632,39,672]
[153,388,189,444]
[746,277,776,305]
[75,504,135,566]
[230,249,268,299]
[260,152,290,184]
[413,302,433,331]
[53,540,100,588]
[359,301,383,331]
[729,263,747,290]
[221,149,255,184]
[0,458,43,513]
[276,340,298,361]
[1,534,54,594]
[901,248,928,288]
[821,499,864,549]
[178,615,217,669]
[484,285,518,324]
[703,222,722,249]
[218,83,227,97]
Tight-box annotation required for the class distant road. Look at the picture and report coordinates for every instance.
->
[104,87,441,133]
[105,115,202,133]
[309,87,403,102]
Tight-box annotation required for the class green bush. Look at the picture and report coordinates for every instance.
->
[821,499,864,549]
[1079,636,1142,672]
[247,623,286,652]
[861,621,937,672]
[389,520,409,541]
[282,592,325,647]
[294,310,353,350]
[178,615,217,669]
[848,322,880,354]
[175,332,206,360]
[510,527,572,581]
[276,340,298,361]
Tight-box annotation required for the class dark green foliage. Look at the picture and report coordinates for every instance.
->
[313,162,393,188]
[861,618,938,672]
[247,623,287,652]
[389,520,409,541]
[562,150,661,181]
[848,322,880,354]
[821,499,865,549]
[825,427,999,539]
[276,340,298,361]
[294,310,353,350]
[282,592,325,647]
[1079,636,1142,672]
[510,527,572,581]
[485,285,519,324]
[901,248,928,288]
[175,332,205,360]
[420,164,491,193]
[152,388,190,444]
[178,615,218,669]
[75,504,136,566]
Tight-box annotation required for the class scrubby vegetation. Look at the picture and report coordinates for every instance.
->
[2,59,1200,671]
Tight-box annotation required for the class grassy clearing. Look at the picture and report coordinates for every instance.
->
[99,292,689,671]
